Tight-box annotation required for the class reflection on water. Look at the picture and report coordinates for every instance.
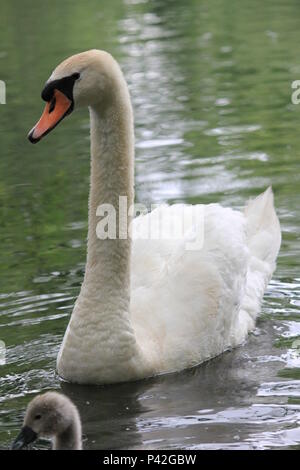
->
[0,0,299,450]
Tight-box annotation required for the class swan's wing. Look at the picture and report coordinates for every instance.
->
[130,189,280,373]
[130,203,249,371]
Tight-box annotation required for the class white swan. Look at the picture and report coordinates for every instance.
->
[12,392,82,450]
[28,50,281,384]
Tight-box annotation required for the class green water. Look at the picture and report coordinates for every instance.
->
[0,0,299,449]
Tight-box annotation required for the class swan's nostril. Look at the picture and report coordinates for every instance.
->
[49,97,56,114]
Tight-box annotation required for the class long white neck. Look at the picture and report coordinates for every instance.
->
[85,79,134,315]
[57,68,147,384]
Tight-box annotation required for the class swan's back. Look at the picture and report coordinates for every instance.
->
[130,188,281,374]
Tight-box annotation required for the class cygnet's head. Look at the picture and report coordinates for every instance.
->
[28,49,124,144]
[12,391,81,450]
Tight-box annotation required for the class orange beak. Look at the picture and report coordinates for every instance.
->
[28,89,72,143]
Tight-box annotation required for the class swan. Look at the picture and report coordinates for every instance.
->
[11,392,82,450]
[27,50,281,385]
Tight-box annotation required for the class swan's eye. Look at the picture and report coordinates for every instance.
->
[72,72,80,80]
[34,414,42,420]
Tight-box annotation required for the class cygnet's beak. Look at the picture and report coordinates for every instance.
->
[11,425,38,450]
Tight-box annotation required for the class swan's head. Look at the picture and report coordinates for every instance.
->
[28,49,120,144]
[11,391,81,449]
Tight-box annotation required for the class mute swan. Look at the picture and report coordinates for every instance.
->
[28,50,281,385]
[12,392,82,450]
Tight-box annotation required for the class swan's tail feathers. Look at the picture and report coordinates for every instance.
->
[234,187,281,339]
[245,186,281,267]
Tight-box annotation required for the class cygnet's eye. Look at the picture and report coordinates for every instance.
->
[34,414,42,420]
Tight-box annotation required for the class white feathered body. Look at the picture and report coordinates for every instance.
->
[130,188,281,375]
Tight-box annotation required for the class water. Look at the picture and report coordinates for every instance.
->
[0,0,299,450]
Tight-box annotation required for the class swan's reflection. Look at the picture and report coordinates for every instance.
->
[59,340,261,450]
[60,379,152,449]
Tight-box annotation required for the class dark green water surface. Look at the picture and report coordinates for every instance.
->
[0,0,299,449]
